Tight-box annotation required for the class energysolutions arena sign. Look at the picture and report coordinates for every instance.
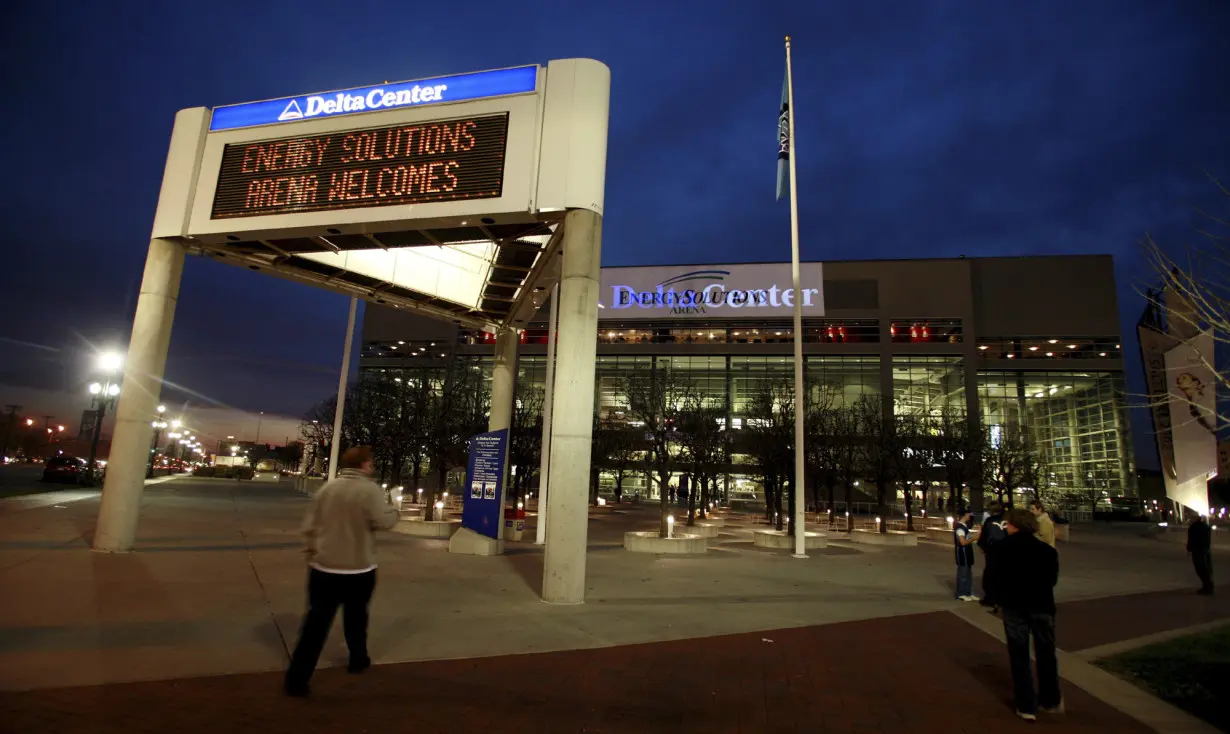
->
[599,263,824,319]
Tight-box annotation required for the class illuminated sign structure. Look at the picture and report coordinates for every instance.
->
[209,66,538,131]
[599,263,825,319]
[211,113,509,219]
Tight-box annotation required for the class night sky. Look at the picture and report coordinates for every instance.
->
[1,1,1227,460]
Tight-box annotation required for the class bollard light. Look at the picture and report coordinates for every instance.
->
[667,514,675,539]
[517,501,523,510]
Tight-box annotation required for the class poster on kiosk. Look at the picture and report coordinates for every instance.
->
[461,429,508,539]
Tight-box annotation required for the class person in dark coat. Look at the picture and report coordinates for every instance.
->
[987,508,1062,721]
[977,501,1008,609]
[1187,515,1214,595]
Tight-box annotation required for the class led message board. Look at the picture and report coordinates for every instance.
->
[210,113,509,219]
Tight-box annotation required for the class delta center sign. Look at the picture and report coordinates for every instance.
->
[598,262,825,319]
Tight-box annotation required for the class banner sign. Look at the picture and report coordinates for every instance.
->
[461,428,508,539]
[1137,324,1178,481]
[209,66,538,132]
[1164,330,1217,513]
[598,262,825,320]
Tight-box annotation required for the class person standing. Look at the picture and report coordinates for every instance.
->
[1030,499,1056,549]
[978,501,1008,609]
[954,509,980,601]
[1187,514,1214,596]
[285,446,400,697]
[987,508,1062,721]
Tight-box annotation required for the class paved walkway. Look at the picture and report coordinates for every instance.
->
[0,480,1224,732]
[0,611,1153,734]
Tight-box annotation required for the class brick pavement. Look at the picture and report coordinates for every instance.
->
[1056,588,1230,652]
[0,610,1152,734]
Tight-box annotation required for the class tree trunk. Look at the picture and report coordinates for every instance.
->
[774,476,785,531]
[877,480,889,533]
[697,473,708,520]
[786,479,796,536]
[905,485,914,532]
[686,473,697,525]
[590,467,599,506]
[659,470,671,537]
[614,474,623,503]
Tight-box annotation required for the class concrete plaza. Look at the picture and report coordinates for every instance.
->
[0,478,1225,732]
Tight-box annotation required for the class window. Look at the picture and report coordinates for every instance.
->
[976,337,1121,360]
[892,357,965,417]
[891,319,962,343]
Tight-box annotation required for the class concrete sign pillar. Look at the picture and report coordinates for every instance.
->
[93,237,187,552]
[94,109,208,552]
[542,209,603,604]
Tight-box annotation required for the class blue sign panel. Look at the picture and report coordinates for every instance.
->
[209,66,538,132]
[461,429,508,540]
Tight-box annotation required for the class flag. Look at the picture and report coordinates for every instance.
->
[775,68,790,201]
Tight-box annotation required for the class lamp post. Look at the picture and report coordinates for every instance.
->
[147,405,167,478]
[85,351,124,485]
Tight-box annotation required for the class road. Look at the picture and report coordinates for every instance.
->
[0,463,61,498]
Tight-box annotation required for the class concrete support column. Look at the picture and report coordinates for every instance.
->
[490,327,519,538]
[93,238,186,551]
[542,209,603,605]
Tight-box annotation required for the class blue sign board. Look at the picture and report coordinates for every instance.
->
[209,66,538,132]
[461,429,508,540]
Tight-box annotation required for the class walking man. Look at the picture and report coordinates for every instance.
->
[285,446,400,696]
[987,508,1062,721]
[1187,514,1214,595]
[954,508,980,601]
[1030,499,1056,549]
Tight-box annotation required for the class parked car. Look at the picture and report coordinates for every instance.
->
[43,455,88,483]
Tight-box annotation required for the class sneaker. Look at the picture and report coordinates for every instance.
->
[1015,711,1037,722]
[347,657,372,674]
[963,595,981,602]
[1039,700,1065,715]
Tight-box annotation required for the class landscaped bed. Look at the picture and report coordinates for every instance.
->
[1095,625,1230,732]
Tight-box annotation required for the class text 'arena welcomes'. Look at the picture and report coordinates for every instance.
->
[210,113,509,218]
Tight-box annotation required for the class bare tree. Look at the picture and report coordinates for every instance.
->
[743,377,796,533]
[937,408,980,510]
[423,357,490,520]
[621,366,695,537]
[590,417,642,504]
[853,395,905,533]
[983,423,1046,507]
[509,383,545,505]
[804,382,842,513]
[898,413,942,531]
[1140,174,1230,425]
[299,398,336,475]
[675,394,726,524]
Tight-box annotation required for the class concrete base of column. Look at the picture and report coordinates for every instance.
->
[448,527,505,556]
[541,209,603,605]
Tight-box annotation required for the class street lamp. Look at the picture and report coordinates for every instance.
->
[84,351,123,484]
[147,406,169,478]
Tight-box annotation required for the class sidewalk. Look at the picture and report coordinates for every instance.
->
[0,480,1222,732]
[0,610,1152,734]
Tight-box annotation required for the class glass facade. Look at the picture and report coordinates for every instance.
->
[977,370,1134,499]
[361,318,1134,509]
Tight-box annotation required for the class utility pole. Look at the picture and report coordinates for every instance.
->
[1,405,21,456]
[42,415,54,458]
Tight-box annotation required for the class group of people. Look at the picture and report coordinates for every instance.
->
[954,500,1062,721]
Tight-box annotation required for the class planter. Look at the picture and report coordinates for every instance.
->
[850,529,919,547]
[753,529,827,550]
[680,522,721,538]
[391,518,462,539]
[623,531,707,554]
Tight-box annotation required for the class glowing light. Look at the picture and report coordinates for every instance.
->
[97,351,123,373]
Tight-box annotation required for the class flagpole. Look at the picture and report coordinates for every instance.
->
[785,35,807,559]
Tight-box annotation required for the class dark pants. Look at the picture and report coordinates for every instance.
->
[956,564,973,598]
[1002,608,1061,715]
[1193,551,1214,592]
[285,568,376,690]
